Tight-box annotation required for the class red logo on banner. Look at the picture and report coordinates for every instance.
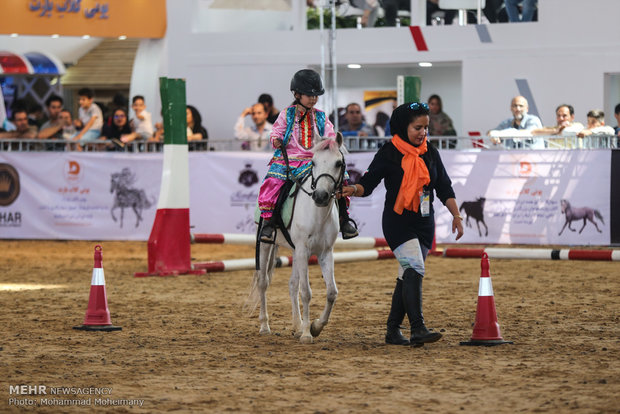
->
[64,160,83,183]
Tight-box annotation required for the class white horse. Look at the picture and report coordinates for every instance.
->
[247,133,346,344]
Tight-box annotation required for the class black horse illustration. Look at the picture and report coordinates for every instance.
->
[558,199,604,236]
[459,197,488,237]
[110,168,153,228]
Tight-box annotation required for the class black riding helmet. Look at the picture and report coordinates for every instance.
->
[290,69,325,96]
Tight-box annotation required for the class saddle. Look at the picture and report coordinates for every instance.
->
[254,179,301,247]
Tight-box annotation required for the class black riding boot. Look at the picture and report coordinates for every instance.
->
[402,268,442,345]
[385,278,410,345]
[259,219,276,243]
[337,197,359,239]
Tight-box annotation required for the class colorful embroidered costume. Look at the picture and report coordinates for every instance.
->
[258,105,335,219]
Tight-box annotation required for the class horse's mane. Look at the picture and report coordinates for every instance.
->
[312,138,347,154]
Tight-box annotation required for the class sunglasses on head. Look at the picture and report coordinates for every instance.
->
[409,102,429,111]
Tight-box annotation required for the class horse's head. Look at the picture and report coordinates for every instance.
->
[309,132,345,207]
[560,199,568,213]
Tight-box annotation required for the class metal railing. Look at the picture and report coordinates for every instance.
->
[1,135,617,153]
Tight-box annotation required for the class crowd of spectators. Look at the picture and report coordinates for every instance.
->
[0,88,209,152]
[1,88,618,152]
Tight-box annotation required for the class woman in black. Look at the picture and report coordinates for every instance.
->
[341,102,464,346]
[100,108,138,151]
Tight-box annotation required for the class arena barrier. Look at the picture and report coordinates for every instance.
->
[191,233,389,249]
[193,248,396,273]
[443,247,620,261]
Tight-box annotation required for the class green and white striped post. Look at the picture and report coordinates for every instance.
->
[135,77,204,277]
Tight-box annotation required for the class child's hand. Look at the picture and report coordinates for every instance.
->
[273,139,283,149]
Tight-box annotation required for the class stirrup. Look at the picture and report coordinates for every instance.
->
[340,218,359,240]
[259,222,276,244]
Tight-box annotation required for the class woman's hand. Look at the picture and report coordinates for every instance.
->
[452,215,464,240]
[273,139,283,149]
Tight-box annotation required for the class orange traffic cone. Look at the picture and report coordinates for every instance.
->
[460,253,512,346]
[73,245,121,332]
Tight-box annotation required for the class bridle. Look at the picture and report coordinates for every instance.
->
[282,143,346,201]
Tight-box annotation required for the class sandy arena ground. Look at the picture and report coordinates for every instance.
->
[1,240,619,413]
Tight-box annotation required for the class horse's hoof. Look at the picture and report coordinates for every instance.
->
[259,326,271,335]
[310,319,323,337]
[299,335,313,344]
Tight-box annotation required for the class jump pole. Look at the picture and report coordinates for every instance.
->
[191,233,389,249]
[193,249,396,273]
[134,77,205,277]
[443,247,620,261]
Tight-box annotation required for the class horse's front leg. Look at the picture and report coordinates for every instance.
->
[293,249,313,344]
[578,218,587,234]
[289,269,302,336]
[310,249,338,338]
[258,243,276,335]
[558,219,569,236]
[120,207,125,228]
[133,205,142,227]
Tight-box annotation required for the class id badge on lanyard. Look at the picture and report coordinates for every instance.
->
[420,188,430,217]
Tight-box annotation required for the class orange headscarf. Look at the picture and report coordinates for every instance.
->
[391,134,430,214]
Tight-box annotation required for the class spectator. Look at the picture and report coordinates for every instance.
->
[100,108,138,151]
[577,110,615,148]
[531,104,584,148]
[488,95,543,149]
[350,0,380,27]
[382,0,410,26]
[130,95,154,140]
[505,0,537,22]
[426,0,456,25]
[0,108,37,139]
[235,103,273,151]
[58,109,77,141]
[28,103,46,128]
[105,93,129,126]
[340,103,377,137]
[427,94,457,148]
[186,105,208,142]
[38,95,65,139]
[258,93,280,125]
[72,87,103,148]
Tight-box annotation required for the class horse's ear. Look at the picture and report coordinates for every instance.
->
[336,131,343,147]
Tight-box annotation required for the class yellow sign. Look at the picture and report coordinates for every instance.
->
[0,0,166,38]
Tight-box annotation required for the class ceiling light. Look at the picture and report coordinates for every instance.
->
[418,62,433,67]
[82,34,90,39]
[347,64,361,69]
[118,35,127,40]
[51,34,59,38]
[10,33,18,38]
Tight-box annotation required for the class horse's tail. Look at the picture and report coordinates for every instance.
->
[243,270,262,317]
[594,210,604,224]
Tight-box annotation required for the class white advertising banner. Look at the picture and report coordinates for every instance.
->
[0,150,612,245]
[434,150,611,245]
[0,152,162,240]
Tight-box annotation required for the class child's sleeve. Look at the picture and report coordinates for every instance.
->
[269,110,287,148]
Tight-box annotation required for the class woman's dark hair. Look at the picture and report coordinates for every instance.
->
[187,105,209,139]
[428,94,442,112]
[389,102,430,140]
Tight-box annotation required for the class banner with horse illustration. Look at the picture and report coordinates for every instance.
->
[0,150,613,245]
[433,150,611,245]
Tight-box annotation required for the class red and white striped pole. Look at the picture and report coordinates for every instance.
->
[191,233,389,249]
[135,78,205,277]
[193,249,395,273]
[444,247,620,261]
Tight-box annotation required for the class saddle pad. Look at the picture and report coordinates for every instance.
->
[254,184,297,229]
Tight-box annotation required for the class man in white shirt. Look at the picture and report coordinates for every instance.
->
[531,104,584,148]
[234,103,272,151]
